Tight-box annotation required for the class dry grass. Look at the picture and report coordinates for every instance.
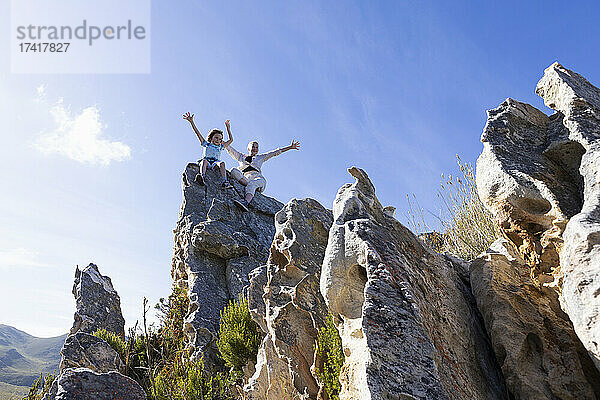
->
[407,155,501,260]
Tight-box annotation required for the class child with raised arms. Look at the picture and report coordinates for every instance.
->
[183,112,233,189]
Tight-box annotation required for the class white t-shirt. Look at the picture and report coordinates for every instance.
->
[226,145,284,174]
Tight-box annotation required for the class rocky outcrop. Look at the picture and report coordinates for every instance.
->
[42,368,146,400]
[43,264,146,400]
[59,333,123,374]
[320,167,507,400]
[536,63,600,371]
[471,238,600,399]
[245,198,333,399]
[172,163,283,363]
[70,263,125,338]
[476,63,600,374]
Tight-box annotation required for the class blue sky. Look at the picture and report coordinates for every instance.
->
[1,1,599,337]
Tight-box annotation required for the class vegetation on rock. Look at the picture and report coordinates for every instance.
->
[153,357,235,400]
[315,314,344,400]
[407,155,501,260]
[22,372,55,400]
[92,328,127,360]
[216,294,262,371]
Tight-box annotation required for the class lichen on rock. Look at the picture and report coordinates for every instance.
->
[245,198,333,399]
[70,263,125,338]
[471,238,600,399]
[171,163,283,364]
[476,62,600,374]
[320,167,507,400]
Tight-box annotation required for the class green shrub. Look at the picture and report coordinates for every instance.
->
[93,328,127,360]
[155,284,190,354]
[407,155,501,260]
[217,294,261,371]
[153,357,234,400]
[22,372,55,400]
[315,314,344,400]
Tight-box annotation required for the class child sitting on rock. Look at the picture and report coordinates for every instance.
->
[224,121,300,211]
[183,112,233,189]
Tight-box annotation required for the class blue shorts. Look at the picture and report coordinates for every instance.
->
[199,157,221,169]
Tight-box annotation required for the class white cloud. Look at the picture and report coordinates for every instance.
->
[0,247,50,269]
[35,100,131,166]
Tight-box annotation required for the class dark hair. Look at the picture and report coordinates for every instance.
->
[207,129,223,143]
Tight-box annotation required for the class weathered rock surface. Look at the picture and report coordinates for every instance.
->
[245,198,333,399]
[172,163,283,363]
[42,368,146,400]
[476,62,600,371]
[537,63,600,371]
[59,333,123,374]
[320,167,507,400]
[44,265,146,400]
[70,263,125,338]
[471,238,600,399]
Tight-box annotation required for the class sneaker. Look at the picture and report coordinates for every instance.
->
[233,199,249,212]
[221,181,233,189]
[194,174,205,186]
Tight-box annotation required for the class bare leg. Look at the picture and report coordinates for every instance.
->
[238,177,248,185]
[195,160,208,185]
[218,162,227,180]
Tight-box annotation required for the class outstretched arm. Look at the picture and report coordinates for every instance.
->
[182,112,205,144]
[284,140,300,152]
[262,140,300,161]
[223,120,233,147]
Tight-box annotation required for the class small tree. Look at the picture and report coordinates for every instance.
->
[217,294,262,371]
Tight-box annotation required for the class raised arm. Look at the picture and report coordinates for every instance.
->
[262,140,300,161]
[223,119,233,147]
[182,112,205,144]
[226,144,244,162]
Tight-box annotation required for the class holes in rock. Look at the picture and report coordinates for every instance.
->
[515,198,552,216]
[350,264,368,285]
[543,139,586,217]
[275,210,288,225]
[282,227,294,240]
[338,264,368,320]
[524,332,544,372]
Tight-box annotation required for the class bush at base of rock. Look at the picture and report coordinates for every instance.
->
[93,329,127,361]
[153,357,236,400]
[315,314,344,400]
[217,295,262,371]
[22,372,56,400]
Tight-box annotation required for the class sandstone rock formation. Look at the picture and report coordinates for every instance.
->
[172,163,283,363]
[320,167,507,400]
[44,264,146,400]
[59,333,123,374]
[537,63,600,371]
[471,238,600,399]
[476,62,600,372]
[42,368,146,400]
[70,263,125,338]
[245,198,333,399]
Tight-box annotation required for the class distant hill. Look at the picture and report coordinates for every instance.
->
[0,325,66,390]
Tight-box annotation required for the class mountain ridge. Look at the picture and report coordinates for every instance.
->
[0,324,66,388]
